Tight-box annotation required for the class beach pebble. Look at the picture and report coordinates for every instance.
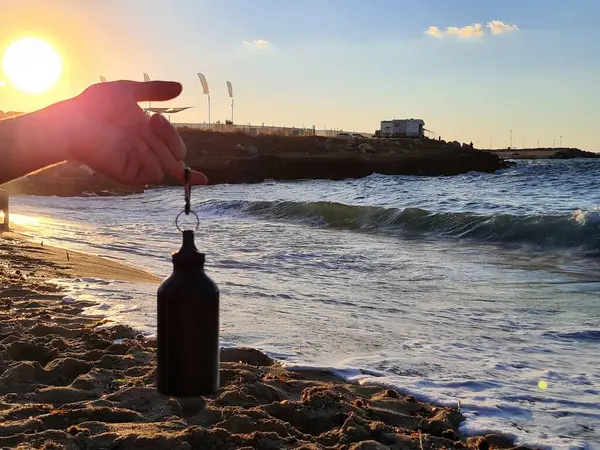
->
[383,389,398,398]
[442,428,457,440]
[467,436,490,450]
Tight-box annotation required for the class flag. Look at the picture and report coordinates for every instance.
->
[197,73,210,95]
[143,73,151,82]
[100,76,107,83]
[226,81,233,98]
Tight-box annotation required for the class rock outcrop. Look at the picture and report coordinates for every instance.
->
[549,148,600,159]
[167,130,510,186]
[2,131,511,196]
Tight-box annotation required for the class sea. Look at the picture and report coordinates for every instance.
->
[10,158,600,450]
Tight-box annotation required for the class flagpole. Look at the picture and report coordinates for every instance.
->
[144,73,151,110]
[226,81,234,124]
[197,73,211,125]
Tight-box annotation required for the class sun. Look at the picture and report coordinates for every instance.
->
[1,37,62,94]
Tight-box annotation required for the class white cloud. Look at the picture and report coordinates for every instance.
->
[445,23,485,38]
[487,20,519,35]
[243,39,271,48]
[425,23,485,39]
[425,26,444,39]
[426,20,519,39]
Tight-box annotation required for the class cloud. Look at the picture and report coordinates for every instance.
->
[487,20,519,35]
[426,20,518,39]
[425,26,444,39]
[243,39,271,48]
[445,23,485,38]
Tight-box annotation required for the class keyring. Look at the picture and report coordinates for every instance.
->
[175,210,200,232]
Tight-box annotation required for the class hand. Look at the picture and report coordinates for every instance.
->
[63,80,207,186]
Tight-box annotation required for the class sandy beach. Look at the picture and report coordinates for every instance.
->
[0,230,530,449]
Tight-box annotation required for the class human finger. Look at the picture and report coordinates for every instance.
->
[142,127,208,185]
[101,80,183,102]
[149,113,187,161]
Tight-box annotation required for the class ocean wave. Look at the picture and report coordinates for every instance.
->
[543,329,600,343]
[200,199,600,252]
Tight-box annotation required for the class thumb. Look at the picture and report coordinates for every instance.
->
[102,80,183,102]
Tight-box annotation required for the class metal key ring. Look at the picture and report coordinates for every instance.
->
[175,210,200,232]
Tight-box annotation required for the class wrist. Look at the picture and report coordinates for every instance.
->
[30,98,81,162]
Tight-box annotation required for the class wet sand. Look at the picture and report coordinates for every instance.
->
[0,231,528,449]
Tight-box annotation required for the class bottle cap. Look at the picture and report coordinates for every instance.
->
[172,230,205,267]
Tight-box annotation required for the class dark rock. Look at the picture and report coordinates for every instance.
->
[383,389,398,398]
[485,433,516,448]
[550,148,600,159]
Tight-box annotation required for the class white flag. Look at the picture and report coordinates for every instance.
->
[100,76,107,83]
[226,81,233,98]
[197,73,210,95]
[143,73,151,82]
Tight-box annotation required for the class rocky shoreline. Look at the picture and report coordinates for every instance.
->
[489,147,599,160]
[0,231,534,449]
[1,132,511,197]
[166,131,510,186]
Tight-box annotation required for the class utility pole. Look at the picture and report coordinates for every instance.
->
[510,130,513,148]
[537,139,540,148]
[553,139,556,148]
[560,135,563,148]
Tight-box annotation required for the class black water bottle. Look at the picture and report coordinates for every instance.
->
[157,229,220,396]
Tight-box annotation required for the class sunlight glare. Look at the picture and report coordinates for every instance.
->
[1,37,63,94]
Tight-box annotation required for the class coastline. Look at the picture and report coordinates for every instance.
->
[0,230,532,449]
[1,133,510,197]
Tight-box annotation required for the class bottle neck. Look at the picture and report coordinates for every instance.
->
[172,261,205,272]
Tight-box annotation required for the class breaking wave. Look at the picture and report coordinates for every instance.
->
[202,199,600,253]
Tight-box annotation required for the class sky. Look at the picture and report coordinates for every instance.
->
[0,0,599,150]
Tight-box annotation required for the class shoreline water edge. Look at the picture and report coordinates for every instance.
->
[0,230,538,450]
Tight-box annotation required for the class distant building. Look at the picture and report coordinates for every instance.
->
[380,119,425,138]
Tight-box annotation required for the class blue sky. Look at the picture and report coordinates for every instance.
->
[1,0,600,149]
